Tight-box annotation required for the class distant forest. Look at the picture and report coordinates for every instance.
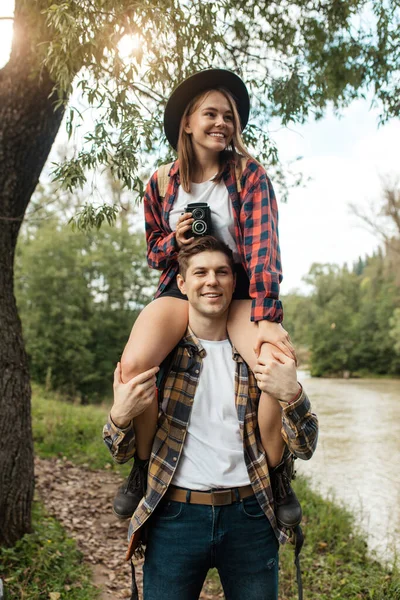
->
[283,182,400,377]
[283,247,400,377]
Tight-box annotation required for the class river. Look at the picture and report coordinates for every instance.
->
[296,372,400,564]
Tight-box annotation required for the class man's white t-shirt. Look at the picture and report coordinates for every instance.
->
[168,179,240,263]
[171,338,251,490]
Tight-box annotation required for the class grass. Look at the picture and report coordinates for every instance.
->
[205,478,400,599]
[31,382,130,475]
[350,371,400,380]
[26,384,400,599]
[0,502,98,600]
[277,476,400,599]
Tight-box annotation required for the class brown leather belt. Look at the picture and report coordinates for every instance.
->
[165,484,254,506]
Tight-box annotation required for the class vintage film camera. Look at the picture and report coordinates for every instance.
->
[185,202,212,238]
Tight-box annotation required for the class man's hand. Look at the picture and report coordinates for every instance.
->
[254,350,300,404]
[110,362,159,428]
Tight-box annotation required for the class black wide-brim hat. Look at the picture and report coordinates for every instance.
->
[164,69,250,150]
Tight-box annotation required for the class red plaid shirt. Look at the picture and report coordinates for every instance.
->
[144,158,283,322]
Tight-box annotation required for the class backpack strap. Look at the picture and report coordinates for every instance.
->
[156,347,176,399]
[156,341,197,403]
[157,162,174,198]
[293,524,304,600]
[235,156,249,194]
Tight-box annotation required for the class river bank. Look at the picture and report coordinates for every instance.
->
[297,373,400,564]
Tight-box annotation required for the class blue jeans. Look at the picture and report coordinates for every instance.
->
[143,494,279,600]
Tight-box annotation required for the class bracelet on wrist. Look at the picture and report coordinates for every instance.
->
[110,412,131,429]
[282,383,302,405]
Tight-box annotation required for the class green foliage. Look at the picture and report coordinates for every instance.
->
[281,292,315,348]
[351,257,400,375]
[283,249,400,377]
[208,476,400,599]
[19,0,398,203]
[31,383,129,475]
[305,263,362,376]
[390,308,400,354]
[69,203,119,232]
[278,476,400,599]
[15,213,158,399]
[0,502,98,600]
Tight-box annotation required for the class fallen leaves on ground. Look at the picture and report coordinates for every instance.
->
[34,457,223,600]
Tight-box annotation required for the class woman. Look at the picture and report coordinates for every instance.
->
[113,69,297,520]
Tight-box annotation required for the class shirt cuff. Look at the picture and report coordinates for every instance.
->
[279,383,303,408]
[109,412,133,433]
[251,297,283,323]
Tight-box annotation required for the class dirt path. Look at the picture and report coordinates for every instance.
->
[34,457,223,600]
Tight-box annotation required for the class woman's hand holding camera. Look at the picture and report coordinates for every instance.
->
[175,212,194,249]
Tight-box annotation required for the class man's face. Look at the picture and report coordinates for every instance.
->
[177,251,235,318]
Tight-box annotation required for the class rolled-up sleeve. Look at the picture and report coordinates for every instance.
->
[144,171,178,271]
[280,390,318,460]
[240,168,283,323]
[103,415,136,464]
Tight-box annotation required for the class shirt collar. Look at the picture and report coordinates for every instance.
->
[181,326,243,363]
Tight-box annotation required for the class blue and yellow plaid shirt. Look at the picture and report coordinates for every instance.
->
[103,328,318,559]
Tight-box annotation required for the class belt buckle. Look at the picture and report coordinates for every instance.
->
[210,489,232,506]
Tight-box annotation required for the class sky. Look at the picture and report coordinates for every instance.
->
[275,102,400,293]
[1,2,399,294]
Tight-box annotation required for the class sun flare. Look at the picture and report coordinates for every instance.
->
[0,18,13,68]
[117,34,141,60]
[0,0,14,68]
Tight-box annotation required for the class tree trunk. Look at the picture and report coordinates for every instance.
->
[0,4,65,546]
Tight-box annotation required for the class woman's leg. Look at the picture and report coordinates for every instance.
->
[227,300,284,467]
[121,296,189,459]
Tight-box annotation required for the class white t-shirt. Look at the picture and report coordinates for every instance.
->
[168,179,240,263]
[171,338,251,490]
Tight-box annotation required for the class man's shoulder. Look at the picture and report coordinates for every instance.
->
[157,328,203,389]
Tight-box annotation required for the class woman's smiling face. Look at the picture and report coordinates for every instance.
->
[183,90,235,159]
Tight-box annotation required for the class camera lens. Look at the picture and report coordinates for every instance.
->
[192,220,207,235]
[191,208,205,220]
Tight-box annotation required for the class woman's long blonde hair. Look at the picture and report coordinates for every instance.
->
[177,88,254,192]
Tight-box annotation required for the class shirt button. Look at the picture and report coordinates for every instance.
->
[173,457,177,462]
[195,369,199,374]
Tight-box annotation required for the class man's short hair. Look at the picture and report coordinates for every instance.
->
[178,236,235,278]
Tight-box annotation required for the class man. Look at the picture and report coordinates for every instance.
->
[103,237,318,600]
